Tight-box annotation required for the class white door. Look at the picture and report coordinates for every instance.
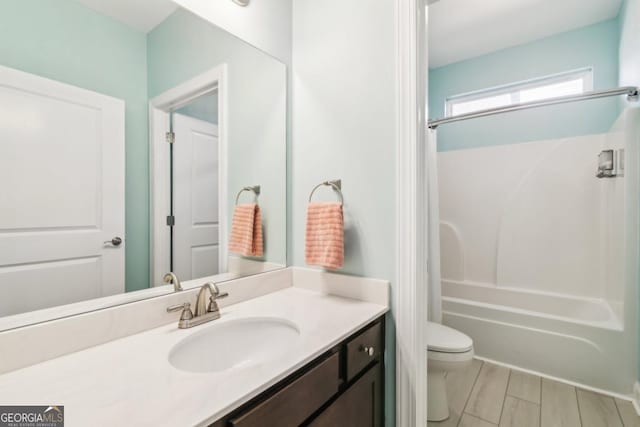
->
[0,65,125,316]
[173,113,220,280]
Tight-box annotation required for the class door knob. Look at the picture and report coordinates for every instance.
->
[104,237,123,246]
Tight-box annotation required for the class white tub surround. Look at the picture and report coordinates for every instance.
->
[443,280,620,329]
[437,109,639,396]
[0,268,388,426]
[442,286,632,394]
[439,132,625,308]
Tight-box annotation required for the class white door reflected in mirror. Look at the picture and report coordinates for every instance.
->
[0,66,125,316]
[173,112,222,280]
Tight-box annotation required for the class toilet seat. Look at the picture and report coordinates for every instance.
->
[427,322,473,354]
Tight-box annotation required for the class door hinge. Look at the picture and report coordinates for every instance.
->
[166,131,175,144]
[166,215,175,226]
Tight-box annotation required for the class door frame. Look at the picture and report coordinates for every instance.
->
[149,64,228,286]
[395,0,428,425]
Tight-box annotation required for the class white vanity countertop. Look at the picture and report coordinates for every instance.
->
[0,286,388,427]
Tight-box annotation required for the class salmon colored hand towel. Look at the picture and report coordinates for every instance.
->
[305,202,344,270]
[229,203,264,257]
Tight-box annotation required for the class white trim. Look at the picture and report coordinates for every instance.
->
[149,64,229,285]
[149,106,170,287]
[395,0,428,425]
[635,382,640,416]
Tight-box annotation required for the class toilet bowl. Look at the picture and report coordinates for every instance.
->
[427,321,474,422]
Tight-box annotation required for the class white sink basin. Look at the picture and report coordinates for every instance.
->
[168,317,300,373]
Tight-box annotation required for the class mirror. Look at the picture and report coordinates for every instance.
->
[0,1,287,329]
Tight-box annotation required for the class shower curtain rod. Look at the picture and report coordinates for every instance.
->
[427,86,639,130]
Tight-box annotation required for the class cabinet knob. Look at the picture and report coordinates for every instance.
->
[361,345,375,357]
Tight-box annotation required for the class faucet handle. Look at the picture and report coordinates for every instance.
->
[166,302,194,321]
[209,292,228,309]
[207,283,228,300]
[213,291,229,300]
[207,285,228,313]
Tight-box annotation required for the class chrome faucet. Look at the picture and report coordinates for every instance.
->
[163,272,183,292]
[166,282,228,329]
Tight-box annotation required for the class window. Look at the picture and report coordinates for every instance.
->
[445,68,594,117]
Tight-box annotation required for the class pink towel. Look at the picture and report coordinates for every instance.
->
[229,203,264,257]
[305,202,344,270]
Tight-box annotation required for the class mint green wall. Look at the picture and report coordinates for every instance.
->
[175,92,219,125]
[0,0,150,292]
[292,0,397,424]
[429,19,620,152]
[147,9,288,266]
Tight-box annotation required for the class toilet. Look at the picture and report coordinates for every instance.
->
[427,321,474,422]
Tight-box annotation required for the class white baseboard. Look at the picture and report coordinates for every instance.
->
[474,356,637,408]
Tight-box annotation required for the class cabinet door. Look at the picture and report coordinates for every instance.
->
[309,362,382,427]
[229,352,340,427]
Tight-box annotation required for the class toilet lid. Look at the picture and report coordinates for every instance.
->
[427,322,473,353]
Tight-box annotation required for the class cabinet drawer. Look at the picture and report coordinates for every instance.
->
[346,322,382,381]
[229,352,340,427]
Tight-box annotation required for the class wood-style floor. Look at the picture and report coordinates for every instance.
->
[428,360,640,427]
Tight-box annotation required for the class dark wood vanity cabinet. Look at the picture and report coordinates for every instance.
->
[210,317,385,427]
[308,362,382,427]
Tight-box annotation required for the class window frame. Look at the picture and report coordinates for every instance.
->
[444,67,594,118]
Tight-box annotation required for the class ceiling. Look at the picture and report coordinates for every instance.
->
[74,0,179,33]
[428,0,623,68]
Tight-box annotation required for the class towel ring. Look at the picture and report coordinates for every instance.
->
[235,185,261,205]
[308,180,343,206]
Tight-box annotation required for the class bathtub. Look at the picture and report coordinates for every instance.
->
[441,279,635,394]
